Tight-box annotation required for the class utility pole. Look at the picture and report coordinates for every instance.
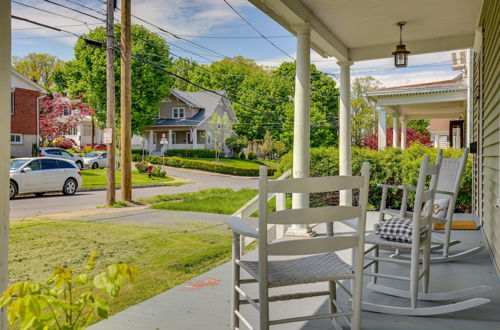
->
[105,0,116,205]
[120,0,132,201]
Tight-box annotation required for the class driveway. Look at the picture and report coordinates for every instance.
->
[10,166,258,219]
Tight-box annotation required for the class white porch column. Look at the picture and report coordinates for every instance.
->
[0,1,10,327]
[392,114,400,148]
[192,128,198,149]
[148,130,154,154]
[338,60,353,206]
[401,117,407,150]
[287,24,312,236]
[377,109,387,150]
[168,129,173,149]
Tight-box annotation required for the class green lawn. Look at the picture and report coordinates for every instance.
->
[81,169,174,189]
[149,188,292,215]
[9,219,232,322]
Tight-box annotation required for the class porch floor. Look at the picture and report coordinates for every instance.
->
[90,212,500,329]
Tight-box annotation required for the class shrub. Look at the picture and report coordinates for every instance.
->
[152,166,167,177]
[52,137,76,149]
[0,251,137,329]
[132,154,142,162]
[247,152,257,161]
[145,156,275,177]
[135,161,148,173]
[278,144,472,212]
[166,149,216,158]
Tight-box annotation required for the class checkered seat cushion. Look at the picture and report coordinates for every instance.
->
[376,217,428,244]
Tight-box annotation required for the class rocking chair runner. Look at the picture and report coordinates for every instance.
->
[363,155,491,316]
[378,148,483,263]
[227,163,371,330]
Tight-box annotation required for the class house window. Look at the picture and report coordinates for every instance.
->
[10,91,14,114]
[207,132,212,144]
[63,105,71,116]
[83,126,91,136]
[171,132,177,144]
[67,127,78,135]
[10,134,22,144]
[217,122,221,129]
[172,108,185,119]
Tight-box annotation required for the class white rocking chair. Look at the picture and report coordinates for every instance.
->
[363,155,491,316]
[227,163,370,330]
[378,149,483,263]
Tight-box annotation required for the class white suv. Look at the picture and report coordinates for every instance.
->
[9,157,83,199]
[40,147,84,170]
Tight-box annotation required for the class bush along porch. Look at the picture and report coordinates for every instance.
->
[277,143,472,212]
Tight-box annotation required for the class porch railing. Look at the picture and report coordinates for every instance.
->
[231,169,292,252]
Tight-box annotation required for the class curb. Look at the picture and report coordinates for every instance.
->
[79,183,175,192]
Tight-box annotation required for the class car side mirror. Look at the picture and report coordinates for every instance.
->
[22,167,32,173]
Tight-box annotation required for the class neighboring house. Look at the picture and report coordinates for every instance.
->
[10,69,46,157]
[367,74,468,150]
[143,89,238,155]
[429,118,465,149]
[63,116,103,147]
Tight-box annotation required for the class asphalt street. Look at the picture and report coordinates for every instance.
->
[10,166,258,219]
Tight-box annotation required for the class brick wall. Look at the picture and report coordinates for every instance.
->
[11,87,40,135]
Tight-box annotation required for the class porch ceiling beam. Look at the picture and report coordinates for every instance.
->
[404,113,465,120]
[350,34,475,62]
[249,0,349,60]
[374,93,467,106]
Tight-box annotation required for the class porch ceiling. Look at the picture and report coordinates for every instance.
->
[249,0,482,61]
[385,100,466,120]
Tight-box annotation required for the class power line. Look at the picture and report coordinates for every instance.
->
[12,1,89,24]
[41,0,104,22]
[12,22,102,30]
[222,0,295,61]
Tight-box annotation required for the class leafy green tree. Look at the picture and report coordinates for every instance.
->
[12,53,64,88]
[408,119,430,135]
[59,25,173,134]
[351,76,382,147]
[225,136,248,157]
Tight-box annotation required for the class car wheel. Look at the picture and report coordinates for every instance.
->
[92,162,99,169]
[63,178,77,196]
[34,192,44,197]
[9,181,17,200]
[76,161,83,170]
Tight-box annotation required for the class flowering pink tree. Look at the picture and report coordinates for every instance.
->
[39,93,94,145]
[363,127,433,150]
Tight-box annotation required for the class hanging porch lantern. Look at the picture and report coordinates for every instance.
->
[392,22,411,67]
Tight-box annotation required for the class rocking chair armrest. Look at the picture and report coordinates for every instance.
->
[226,216,259,239]
[436,190,455,196]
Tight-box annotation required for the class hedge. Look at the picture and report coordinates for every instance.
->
[131,149,215,158]
[277,143,472,212]
[142,155,276,177]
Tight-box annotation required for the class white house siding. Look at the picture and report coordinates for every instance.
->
[11,134,36,157]
[474,0,500,272]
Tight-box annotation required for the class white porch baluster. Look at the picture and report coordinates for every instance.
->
[338,60,353,206]
[401,117,407,150]
[287,24,312,236]
[393,114,400,148]
[378,108,387,150]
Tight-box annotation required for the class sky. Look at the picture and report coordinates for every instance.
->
[11,0,462,88]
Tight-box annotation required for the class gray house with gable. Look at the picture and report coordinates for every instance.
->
[143,89,238,154]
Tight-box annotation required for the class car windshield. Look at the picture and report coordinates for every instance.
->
[86,152,99,157]
[10,159,29,170]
